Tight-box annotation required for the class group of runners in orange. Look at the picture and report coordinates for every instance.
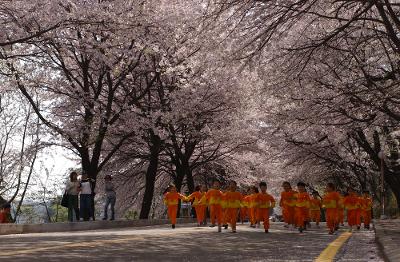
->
[163,180,373,235]
[281,182,373,234]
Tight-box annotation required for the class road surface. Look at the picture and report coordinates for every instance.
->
[0,223,383,261]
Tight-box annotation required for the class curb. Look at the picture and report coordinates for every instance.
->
[374,220,400,262]
[0,218,196,235]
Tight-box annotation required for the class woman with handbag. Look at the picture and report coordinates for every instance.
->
[65,172,80,222]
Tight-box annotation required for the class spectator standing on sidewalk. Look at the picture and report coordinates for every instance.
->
[66,172,80,222]
[79,173,94,221]
[103,175,116,221]
[0,203,12,223]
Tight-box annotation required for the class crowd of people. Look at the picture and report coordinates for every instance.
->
[163,180,373,234]
[0,175,373,229]
[64,171,116,222]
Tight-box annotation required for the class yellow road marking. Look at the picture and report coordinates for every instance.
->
[315,232,352,262]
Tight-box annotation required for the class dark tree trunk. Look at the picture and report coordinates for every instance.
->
[174,164,186,218]
[186,169,195,194]
[81,155,98,220]
[140,133,161,219]
[174,165,185,192]
[353,130,400,210]
[384,171,400,210]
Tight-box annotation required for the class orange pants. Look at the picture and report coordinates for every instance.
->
[362,210,372,226]
[257,208,270,230]
[226,208,238,230]
[347,209,361,226]
[326,208,337,232]
[338,208,344,224]
[167,205,178,225]
[282,206,295,225]
[356,209,361,225]
[209,204,223,225]
[240,208,247,222]
[310,210,320,224]
[223,208,229,225]
[295,207,308,228]
[194,205,206,224]
[250,207,257,225]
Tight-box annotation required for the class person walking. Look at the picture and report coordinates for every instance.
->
[256,181,276,233]
[163,184,187,229]
[322,183,340,235]
[66,172,80,222]
[103,175,116,221]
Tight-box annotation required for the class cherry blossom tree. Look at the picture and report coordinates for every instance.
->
[0,91,42,220]
[3,1,177,183]
[203,0,400,207]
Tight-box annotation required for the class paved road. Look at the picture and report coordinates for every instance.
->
[0,223,383,262]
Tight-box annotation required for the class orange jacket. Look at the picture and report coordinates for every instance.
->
[164,192,186,206]
[322,191,340,209]
[187,191,206,206]
[0,208,11,223]
[248,193,259,208]
[241,195,250,208]
[338,195,344,209]
[205,189,223,205]
[309,198,321,211]
[343,194,361,210]
[294,192,310,208]
[360,196,373,211]
[280,190,297,207]
[256,192,275,208]
[224,191,243,208]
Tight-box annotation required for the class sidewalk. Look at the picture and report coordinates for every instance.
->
[374,219,400,262]
[0,218,195,235]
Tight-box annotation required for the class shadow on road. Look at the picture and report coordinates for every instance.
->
[0,224,349,262]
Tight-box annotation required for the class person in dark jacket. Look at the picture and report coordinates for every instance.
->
[103,175,116,220]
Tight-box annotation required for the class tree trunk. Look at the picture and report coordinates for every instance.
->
[81,157,98,220]
[385,171,400,210]
[140,133,161,219]
[174,165,185,192]
[186,168,194,194]
[174,165,186,219]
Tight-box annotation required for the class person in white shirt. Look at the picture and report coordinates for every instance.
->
[79,173,94,221]
[65,172,80,222]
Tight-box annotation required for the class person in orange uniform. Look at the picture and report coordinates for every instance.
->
[247,186,259,228]
[309,191,321,227]
[163,184,187,229]
[322,183,341,234]
[344,187,362,231]
[221,187,230,230]
[0,203,12,223]
[205,180,224,232]
[294,182,310,233]
[224,180,243,233]
[240,189,249,224]
[337,192,345,226]
[187,185,207,226]
[280,181,297,228]
[256,181,275,233]
[360,190,373,229]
